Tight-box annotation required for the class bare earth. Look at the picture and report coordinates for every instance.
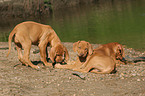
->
[0,42,145,96]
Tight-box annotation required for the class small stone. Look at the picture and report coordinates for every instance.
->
[121,77,124,79]
[121,73,124,76]
[100,78,103,80]
[137,79,141,81]
[132,73,136,76]
[69,77,71,80]
[73,94,76,96]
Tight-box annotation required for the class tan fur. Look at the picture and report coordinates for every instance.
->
[49,44,69,63]
[73,53,116,74]
[73,42,126,74]
[56,42,125,74]
[7,21,69,69]
[93,42,126,66]
[55,41,93,69]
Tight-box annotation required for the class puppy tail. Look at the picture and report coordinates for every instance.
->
[7,28,16,57]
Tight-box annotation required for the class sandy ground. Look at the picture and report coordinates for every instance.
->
[0,42,145,96]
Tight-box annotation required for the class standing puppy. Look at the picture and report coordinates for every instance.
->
[7,21,69,69]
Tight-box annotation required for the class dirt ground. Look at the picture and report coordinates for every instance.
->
[0,42,145,96]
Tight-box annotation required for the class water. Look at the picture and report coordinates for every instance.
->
[0,0,145,51]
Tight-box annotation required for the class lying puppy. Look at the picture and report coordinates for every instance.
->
[55,41,93,69]
[93,42,127,66]
[73,42,126,74]
[73,41,93,63]
[7,21,69,69]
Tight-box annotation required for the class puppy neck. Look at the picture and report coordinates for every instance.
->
[50,35,61,47]
[51,42,62,48]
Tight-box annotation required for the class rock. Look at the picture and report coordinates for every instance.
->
[137,79,141,81]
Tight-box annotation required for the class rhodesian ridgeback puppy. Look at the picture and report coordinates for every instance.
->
[7,21,69,69]
[93,42,127,66]
[55,41,93,69]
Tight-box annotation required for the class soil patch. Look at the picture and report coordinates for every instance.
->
[0,42,144,96]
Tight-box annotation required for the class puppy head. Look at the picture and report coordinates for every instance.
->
[73,41,93,57]
[114,43,124,60]
[49,44,69,63]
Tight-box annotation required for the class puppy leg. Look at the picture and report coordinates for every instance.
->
[39,41,52,66]
[90,65,116,74]
[55,62,79,70]
[22,41,39,69]
[73,64,91,73]
[73,56,91,70]
[55,64,73,69]
[90,69,113,74]
[76,66,113,74]
[15,43,27,66]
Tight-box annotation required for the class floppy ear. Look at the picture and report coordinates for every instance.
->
[117,44,122,52]
[114,44,120,54]
[122,48,125,57]
[73,41,80,52]
[87,42,93,55]
[122,45,126,57]
[49,47,56,63]
[118,44,125,57]
[64,46,69,62]
[116,44,125,56]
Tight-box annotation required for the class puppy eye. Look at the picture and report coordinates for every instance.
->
[85,48,88,50]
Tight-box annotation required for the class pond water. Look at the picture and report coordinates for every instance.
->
[0,0,145,51]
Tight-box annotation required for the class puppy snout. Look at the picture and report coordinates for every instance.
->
[56,59,62,63]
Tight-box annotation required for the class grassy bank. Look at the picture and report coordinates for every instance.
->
[0,0,96,17]
[0,0,52,17]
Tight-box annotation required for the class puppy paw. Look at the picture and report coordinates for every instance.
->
[54,64,62,68]
[31,65,40,69]
[44,63,52,67]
